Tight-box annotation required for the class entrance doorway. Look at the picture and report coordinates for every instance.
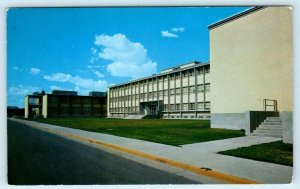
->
[149,106,157,115]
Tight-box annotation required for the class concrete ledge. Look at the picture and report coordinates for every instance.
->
[211,113,246,131]
[281,111,293,144]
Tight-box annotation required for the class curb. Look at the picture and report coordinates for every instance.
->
[11,119,259,184]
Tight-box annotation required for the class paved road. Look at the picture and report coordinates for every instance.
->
[7,120,198,185]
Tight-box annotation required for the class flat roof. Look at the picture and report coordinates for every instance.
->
[208,6,266,30]
[109,61,209,88]
[160,61,201,72]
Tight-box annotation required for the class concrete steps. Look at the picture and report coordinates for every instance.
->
[251,117,283,138]
[123,114,145,119]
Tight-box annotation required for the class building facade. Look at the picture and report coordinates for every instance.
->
[208,7,293,141]
[107,61,211,119]
[25,90,107,118]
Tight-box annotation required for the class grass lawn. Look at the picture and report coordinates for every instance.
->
[219,141,293,166]
[30,118,245,146]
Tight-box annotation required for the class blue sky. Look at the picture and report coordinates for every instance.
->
[7,7,249,108]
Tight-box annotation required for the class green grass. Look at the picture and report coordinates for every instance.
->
[30,118,245,146]
[219,141,293,166]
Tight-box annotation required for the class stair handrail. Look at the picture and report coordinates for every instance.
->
[263,99,278,111]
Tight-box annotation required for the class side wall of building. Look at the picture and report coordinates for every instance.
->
[210,7,292,130]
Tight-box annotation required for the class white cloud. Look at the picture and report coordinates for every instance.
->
[91,47,97,54]
[161,27,185,38]
[94,33,157,78]
[161,31,178,38]
[50,85,72,91]
[44,73,108,92]
[93,71,105,78]
[30,68,40,75]
[44,73,72,82]
[9,85,39,96]
[171,27,185,32]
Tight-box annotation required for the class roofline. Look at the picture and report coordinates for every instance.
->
[160,61,201,72]
[208,6,266,30]
[109,62,210,88]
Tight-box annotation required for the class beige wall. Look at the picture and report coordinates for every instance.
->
[42,95,48,118]
[24,96,29,118]
[210,7,292,114]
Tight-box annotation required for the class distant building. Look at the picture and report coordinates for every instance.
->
[52,90,78,96]
[7,106,24,117]
[89,91,107,97]
[25,90,107,118]
[107,61,211,119]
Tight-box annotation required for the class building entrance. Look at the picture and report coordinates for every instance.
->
[140,101,159,115]
[149,106,157,115]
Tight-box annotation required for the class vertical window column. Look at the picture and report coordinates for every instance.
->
[168,74,170,116]
[156,77,159,113]
[174,74,176,110]
[180,71,183,117]
[138,82,141,114]
[203,66,206,109]
[194,67,198,117]
[130,84,133,114]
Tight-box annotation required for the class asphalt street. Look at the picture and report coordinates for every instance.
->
[7,120,198,185]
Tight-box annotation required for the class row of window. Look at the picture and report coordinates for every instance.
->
[164,102,210,111]
[110,106,139,113]
[110,84,210,101]
[109,67,210,97]
[110,83,209,97]
[109,102,210,113]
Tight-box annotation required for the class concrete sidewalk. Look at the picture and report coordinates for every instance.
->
[10,118,293,184]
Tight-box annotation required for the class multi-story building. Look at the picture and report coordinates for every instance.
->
[25,90,107,118]
[107,61,211,119]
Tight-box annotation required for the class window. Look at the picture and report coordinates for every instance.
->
[205,67,210,74]
[197,102,204,110]
[205,102,211,110]
[164,90,168,96]
[205,83,210,92]
[183,87,188,94]
[183,71,188,78]
[175,73,180,80]
[189,103,195,110]
[197,68,203,75]
[198,84,204,92]
[159,90,163,97]
[183,103,188,110]
[176,88,180,95]
[170,74,174,80]
[189,85,195,93]
[176,104,180,111]
[164,104,169,111]
[189,70,194,76]
[170,104,175,111]
[153,92,157,98]
[170,89,175,95]
[149,92,152,98]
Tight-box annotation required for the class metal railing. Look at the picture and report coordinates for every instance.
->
[263,99,277,111]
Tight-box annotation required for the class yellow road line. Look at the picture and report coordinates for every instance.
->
[19,120,259,184]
